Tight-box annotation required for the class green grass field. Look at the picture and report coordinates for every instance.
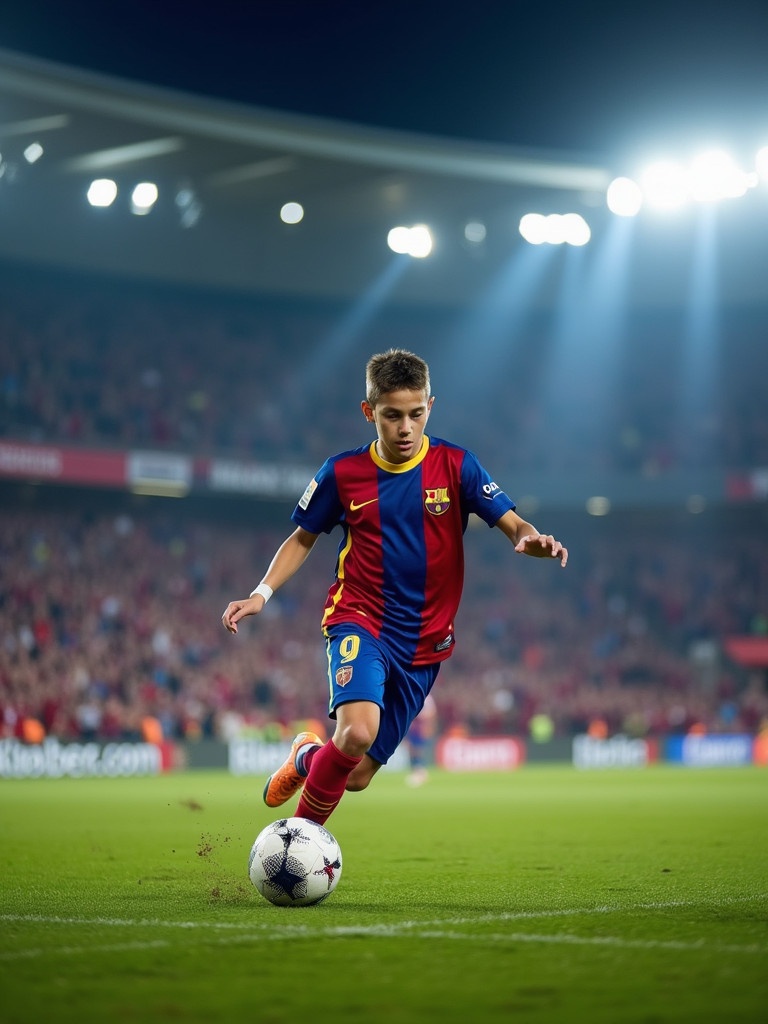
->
[1,765,766,1024]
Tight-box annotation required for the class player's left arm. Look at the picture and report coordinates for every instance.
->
[495,509,568,566]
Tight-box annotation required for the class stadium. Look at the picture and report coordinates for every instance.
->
[1,5,767,1022]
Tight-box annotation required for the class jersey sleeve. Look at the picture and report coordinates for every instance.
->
[460,449,516,527]
[291,459,345,535]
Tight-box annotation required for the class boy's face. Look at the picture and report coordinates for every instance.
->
[361,388,434,464]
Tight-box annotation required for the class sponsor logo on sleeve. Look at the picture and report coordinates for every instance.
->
[298,478,318,510]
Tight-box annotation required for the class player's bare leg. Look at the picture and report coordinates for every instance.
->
[345,752,382,792]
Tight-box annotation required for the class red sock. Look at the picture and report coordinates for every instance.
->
[296,740,362,825]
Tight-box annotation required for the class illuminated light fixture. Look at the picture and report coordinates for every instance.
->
[386,224,434,258]
[280,201,304,224]
[640,160,689,209]
[464,220,487,244]
[688,149,749,201]
[606,176,643,216]
[23,142,44,164]
[639,150,752,209]
[560,213,590,246]
[131,182,159,215]
[756,146,768,183]
[519,212,590,245]
[407,224,433,258]
[543,214,567,244]
[387,226,412,254]
[586,496,611,516]
[519,213,547,244]
[86,178,118,207]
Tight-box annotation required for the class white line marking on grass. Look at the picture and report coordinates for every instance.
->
[3,892,764,934]
[1,892,766,962]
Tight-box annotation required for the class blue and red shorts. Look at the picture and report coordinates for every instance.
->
[324,623,440,766]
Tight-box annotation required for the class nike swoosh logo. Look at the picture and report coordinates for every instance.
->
[349,497,379,511]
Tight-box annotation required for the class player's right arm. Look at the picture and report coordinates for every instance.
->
[221,526,319,634]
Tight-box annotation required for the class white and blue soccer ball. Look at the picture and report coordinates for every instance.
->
[248,817,342,907]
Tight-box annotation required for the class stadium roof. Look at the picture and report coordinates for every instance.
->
[1,47,766,311]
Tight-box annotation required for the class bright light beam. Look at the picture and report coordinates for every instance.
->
[677,205,721,466]
[297,255,411,394]
[533,212,634,493]
[440,242,556,406]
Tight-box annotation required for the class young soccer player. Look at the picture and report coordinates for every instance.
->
[221,349,567,825]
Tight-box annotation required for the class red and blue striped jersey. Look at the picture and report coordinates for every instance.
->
[291,436,516,666]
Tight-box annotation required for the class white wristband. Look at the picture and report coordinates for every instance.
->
[249,583,273,603]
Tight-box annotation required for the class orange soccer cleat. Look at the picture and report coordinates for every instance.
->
[263,731,323,808]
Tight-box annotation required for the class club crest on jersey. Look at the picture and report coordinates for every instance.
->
[424,487,451,515]
[335,666,353,687]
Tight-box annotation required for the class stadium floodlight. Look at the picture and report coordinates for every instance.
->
[606,176,643,216]
[23,142,44,164]
[640,160,689,209]
[387,226,411,254]
[519,213,547,244]
[543,214,566,245]
[408,224,433,258]
[131,182,159,215]
[386,224,434,258]
[561,213,591,246]
[688,150,749,201]
[280,201,304,224]
[519,212,590,246]
[86,178,118,207]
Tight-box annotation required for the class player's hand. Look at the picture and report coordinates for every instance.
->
[221,596,266,634]
[514,533,568,567]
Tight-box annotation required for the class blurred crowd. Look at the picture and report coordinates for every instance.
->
[1,496,766,746]
[1,269,767,477]
[1,268,767,748]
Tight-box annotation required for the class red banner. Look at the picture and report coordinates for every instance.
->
[0,440,126,487]
[724,636,768,668]
[436,735,525,771]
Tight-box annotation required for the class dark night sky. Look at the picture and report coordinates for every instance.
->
[2,0,768,161]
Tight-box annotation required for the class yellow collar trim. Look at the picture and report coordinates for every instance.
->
[369,436,430,474]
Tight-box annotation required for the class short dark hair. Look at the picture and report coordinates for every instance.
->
[365,349,431,406]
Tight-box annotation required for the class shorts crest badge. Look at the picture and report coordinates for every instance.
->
[335,666,353,687]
